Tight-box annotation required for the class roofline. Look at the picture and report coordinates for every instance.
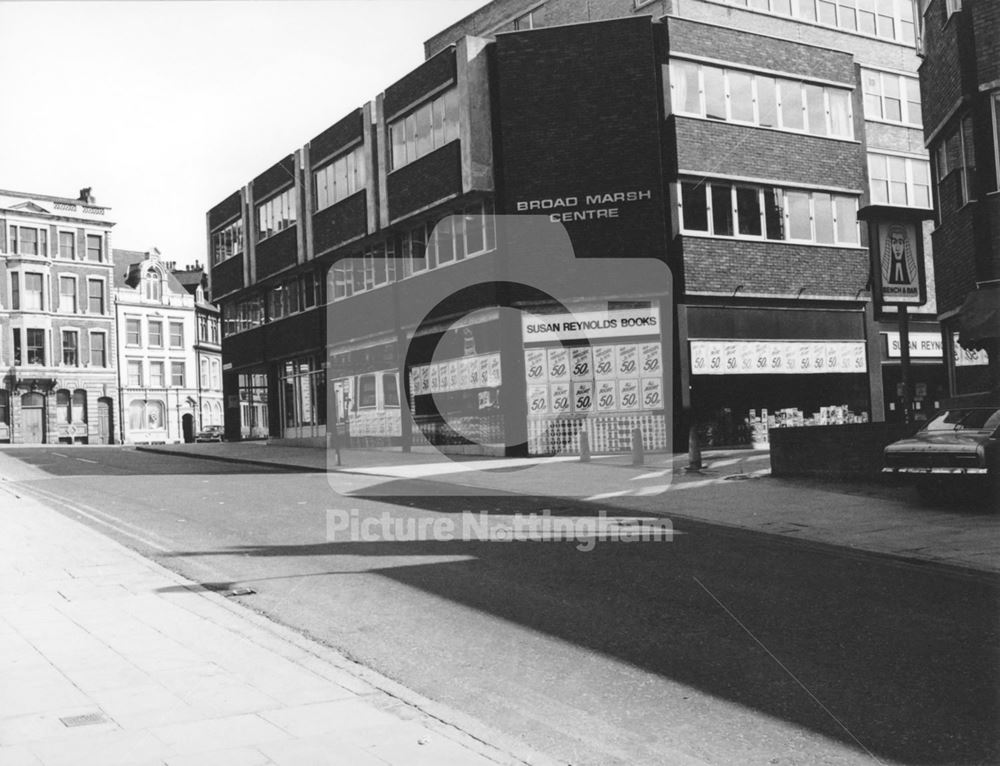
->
[0,188,111,211]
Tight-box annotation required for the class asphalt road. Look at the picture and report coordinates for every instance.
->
[4,447,998,766]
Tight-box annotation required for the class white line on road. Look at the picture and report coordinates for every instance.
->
[705,458,742,469]
[74,458,98,464]
[51,452,69,458]
[583,490,633,501]
[630,470,671,481]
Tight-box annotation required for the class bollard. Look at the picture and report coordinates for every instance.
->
[686,424,702,472]
[631,427,644,466]
[579,431,591,463]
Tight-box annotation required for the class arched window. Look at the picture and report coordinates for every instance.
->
[72,390,87,423]
[144,269,162,301]
[201,358,209,388]
[56,390,72,424]
[213,400,223,425]
[21,392,44,408]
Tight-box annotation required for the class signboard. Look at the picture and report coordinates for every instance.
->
[522,307,660,343]
[952,333,990,367]
[410,353,503,395]
[874,220,926,306]
[690,340,867,375]
[884,332,943,359]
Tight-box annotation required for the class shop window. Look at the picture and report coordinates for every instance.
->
[382,373,400,408]
[357,374,377,409]
[129,400,164,430]
[59,276,77,312]
[389,88,460,171]
[62,330,78,366]
[256,187,296,241]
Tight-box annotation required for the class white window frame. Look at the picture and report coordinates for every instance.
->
[84,231,103,262]
[8,224,49,257]
[314,144,367,212]
[127,359,144,387]
[867,151,933,208]
[61,328,80,367]
[57,229,76,260]
[125,316,142,347]
[86,277,106,315]
[171,361,186,388]
[861,68,922,127]
[169,320,184,349]
[88,330,108,368]
[149,360,166,388]
[211,217,244,266]
[57,274,77,314]
[148,319,164,349]
[256,187,297,241]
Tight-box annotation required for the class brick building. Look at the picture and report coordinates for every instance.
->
[172,263,224,433]
[0,188,118,445]
[208,1,947,452]
[917,0,999,396]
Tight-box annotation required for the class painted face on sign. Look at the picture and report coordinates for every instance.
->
[885,225,912,285]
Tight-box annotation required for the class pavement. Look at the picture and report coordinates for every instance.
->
[135,440,1000,575]
[0,452,560,766]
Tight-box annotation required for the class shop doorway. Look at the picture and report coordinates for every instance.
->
[20,392,45,444]
[96,397,113,444]
[182,413,194,443]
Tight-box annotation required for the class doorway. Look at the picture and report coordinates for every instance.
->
[182,413,194,443]
[97,397,113,444]
[20,392,45,444]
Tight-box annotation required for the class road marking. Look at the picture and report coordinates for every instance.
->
[705,458,742,469]
[633,484,671,496]
[52,452,69,458]
[630,470,670,481]
[74,457,98,464]
[583,490,633,501]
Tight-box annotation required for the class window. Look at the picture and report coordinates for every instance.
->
[389,88,460,171]
[26,328,45,365]
[357,374,377,409]
[129,400,165,431]
[9,226,47,256]
[945,0,961,16]
[89,332,106,367]
[59,231,75,259]
[127,360,143,386]
[148,321,163,348]
[210,316,220,343]
[126,317,141,346]
[267,272,318,321]
[400,224,428,279]
[222,295,265,336]
[56,390,72,424]
[201,358,210,388]
[144,270,162,301]
[169,321,183,348]
[211,218,243,265]
[171,362,186,387]
[513,5,544,29]
[861,69,922,125]
[936,116,975,208]
[679,179,859,245]
[0,391,8,425]
[992,93,1000,193]
[256,187,296,240]
[72,390,86,423]
[62,331,78,366]
[14,272,43,311]
[668,60,853,139]
[211,359,221,390]
[150,361,165,388]
[87,279,104,314]
[723,0,915,43]
[868,152,932,207]
[86,234,102,262]
[59,276,77,313]
[314,145,367,212]
[382,373,400,407]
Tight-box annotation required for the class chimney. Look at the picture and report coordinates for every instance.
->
[78,187,95,204]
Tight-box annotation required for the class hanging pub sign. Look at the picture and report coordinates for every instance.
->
[858,206,933,309]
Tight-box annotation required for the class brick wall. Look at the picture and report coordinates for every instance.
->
[252,156,296,202]
[312,192,367,257]
[918,0,966,137]
[254,226,298,280]
[210,252,244,299]
[208,191,241,232]
[309,109,364,165]
[386,141,462,223]
[973,0,1000,85]
[384,48,456,119]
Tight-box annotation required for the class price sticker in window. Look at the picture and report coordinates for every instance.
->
[527,385,549,415]
[524,349,546,382]
[640,343,662,374]
[547,347,570,381]
[571,347,592,379]
[550,382,571,413]
[619,379,640,410]
[594,346,615,378]
[641,377,663,409]
[596,380,617,411]
[572,381,594,413]
[616,345,639,377]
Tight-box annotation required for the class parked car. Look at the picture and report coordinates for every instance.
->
[883,394,1000,503]
[194,425,225,443]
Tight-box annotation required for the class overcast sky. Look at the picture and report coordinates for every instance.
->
[0,0,484,267]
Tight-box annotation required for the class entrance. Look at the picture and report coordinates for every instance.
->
[21,392,45,444]
[97,397,113,444]
[182,413,194,443]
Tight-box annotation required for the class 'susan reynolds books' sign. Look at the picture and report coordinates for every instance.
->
[522,307,659,343]
[874,220,926,306]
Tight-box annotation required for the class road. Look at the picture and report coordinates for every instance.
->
[3,447,997,766]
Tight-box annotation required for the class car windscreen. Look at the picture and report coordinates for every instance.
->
[920,408,1000,433]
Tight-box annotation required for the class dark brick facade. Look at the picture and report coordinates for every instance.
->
[208,191,242,231]
[211,252,244,298]
[383,47,456,119]
[386,141,462,223]
[252,156,296,201]
[254,226,298,280]
[310,109,364,165]
[312,192,368,257]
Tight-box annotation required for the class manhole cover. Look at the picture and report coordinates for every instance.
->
[60,712,108,727]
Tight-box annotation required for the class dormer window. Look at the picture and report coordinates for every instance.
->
[144,269,162,301]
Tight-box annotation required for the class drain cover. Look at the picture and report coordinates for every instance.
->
[60,712,108,727]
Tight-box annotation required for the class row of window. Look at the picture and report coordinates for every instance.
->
[12,328,107,367]
[197,314,221,345]
[314,145,367,213]
[668,60,854,139]
[868,152,931,208]
[6,227,104,261]
[267,272,320,321]
[125,359,187,388]
[257,187,297,241]
[222,296,266,337]
[125,317,186,349]
[861,68,921,126]
[935,114,975,210]
[331,202,495,301]
[10,273,106,314]
[211,218,244,265]
[389,87,460,172]
[719,0,917,46]
[679,179,860,245]
[200,357,222,391]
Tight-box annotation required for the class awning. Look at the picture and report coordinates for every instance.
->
[957,285,1000,348]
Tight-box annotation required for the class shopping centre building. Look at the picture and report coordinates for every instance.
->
[208,0,963,453]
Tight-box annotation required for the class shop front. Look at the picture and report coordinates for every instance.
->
[879,328,948,423]
[329,337,403,448]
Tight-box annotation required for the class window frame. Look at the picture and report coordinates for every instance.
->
[867,151,933,208]
[169,321,184,349]
[148,320,164,349]
[86,278,105,315]
[127,359,144,387]
[57,229,76,260]
[58,274,78,313]
[256,187,297,242]
[85,233,103,262]
[313,144,367,212]
[88,331,107,368]
[211,217,244,265]
[61,329,79,367]
[125,317,142,347]
[170,361,186,388]
[388,87,460,172]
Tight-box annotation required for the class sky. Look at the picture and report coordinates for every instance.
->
[0,0,485,268]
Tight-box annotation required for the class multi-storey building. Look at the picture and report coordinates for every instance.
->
[0,188,117,445]
[172,263,224,432]
[113,248,198,443]
[917,0,999,396]
[207,0,947,452]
